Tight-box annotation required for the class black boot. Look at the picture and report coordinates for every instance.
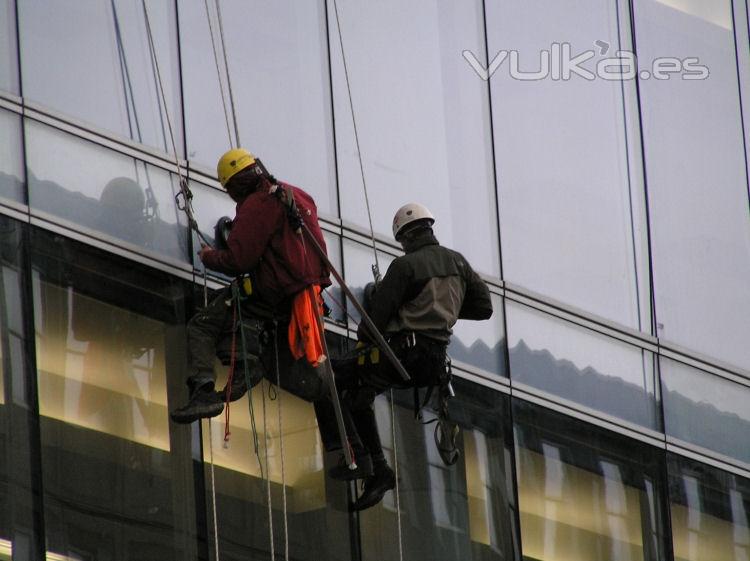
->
[351,464,396,511]
[170,382,224,424]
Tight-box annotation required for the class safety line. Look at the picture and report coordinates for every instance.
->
[207,418,221,561]
[261,380,276,560]
[214,0,241,147]
[389,389,404,561]
[274,328,290,561]
[203,0,234,148]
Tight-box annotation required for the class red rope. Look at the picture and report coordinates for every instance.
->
[224,303,238,443]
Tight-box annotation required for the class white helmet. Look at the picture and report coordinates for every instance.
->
[392,203,435,240]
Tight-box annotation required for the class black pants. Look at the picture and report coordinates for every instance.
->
[186,286,328,402]
[316,336,447,465]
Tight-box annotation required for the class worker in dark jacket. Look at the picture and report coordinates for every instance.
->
[321,203,492,511]
[170,148,330,424]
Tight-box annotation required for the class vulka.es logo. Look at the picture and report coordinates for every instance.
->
[463,41,709,82]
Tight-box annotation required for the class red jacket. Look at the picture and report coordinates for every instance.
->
[202,182,331,305]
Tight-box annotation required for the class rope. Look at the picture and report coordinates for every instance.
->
[207,418,221,561]
[330,0,379,277]
[274,324,290,561]
[389,390,404,561]
[203,0,233,147]
[261,379,275,560]
[214,0,241,146]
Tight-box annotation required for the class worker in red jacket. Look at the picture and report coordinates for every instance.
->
[170,148,330,424]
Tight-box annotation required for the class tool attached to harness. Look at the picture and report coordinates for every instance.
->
[414,355,460,466]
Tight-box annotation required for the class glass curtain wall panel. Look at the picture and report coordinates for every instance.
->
[0,109,24,205]
[329,0,500,278]
[513,399,670,561]
[30,229,201,561]
[178,0,337,216]
[0,0,19,95]
[18,0,182,154]
[0,217,43,560]
[632,0,750,370]
[25,120,189,264]
[359,379,519,561]
[668,454,750,561]
[201,331,353,561]
[507,301,660,430]
[486,0,652,331]
[661,357,750,466]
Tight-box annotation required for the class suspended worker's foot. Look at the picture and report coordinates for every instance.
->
[170,382,224,424]
[351,465,396,512]
[328,452,373,481]
[218,375,248,402]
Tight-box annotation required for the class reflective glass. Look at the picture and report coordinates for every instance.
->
[0,109,24,204]
[661,357,750,465]
[0,217,42,560]
[179,1,337,215]
[360,379,518,561]
[201,380,352,561]
[486,0,651,330]
[25,120,189,263]
[507,301,660,430]
[329,0,500,277]
[0,0,19,94]
[668,454,750,561]
[514,399,670,561]
[632,0,750,369]
[19,0,182,153]
[342,239,395,328]
[31,230,200,561]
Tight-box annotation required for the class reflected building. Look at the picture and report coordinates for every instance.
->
[0,1,749,561]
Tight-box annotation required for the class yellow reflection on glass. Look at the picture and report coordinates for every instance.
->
[517,447,645,561]
[465,429,492,545]
[203,377,325,513]
[35,282,170,451]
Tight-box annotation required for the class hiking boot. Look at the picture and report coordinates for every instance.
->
[218,374,248,402]
[328,452,373,481]
[170,382,224,424]
[351,465,396,512]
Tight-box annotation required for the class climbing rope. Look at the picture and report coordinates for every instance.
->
[260,379,276,560]
[203,0,233,148]
[389,389,404,561]
[213,0,241,147]
[273,323,290,561]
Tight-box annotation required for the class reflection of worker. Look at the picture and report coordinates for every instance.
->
[98,177,151,246]
[170,149,330,424]
[322,204,493,511]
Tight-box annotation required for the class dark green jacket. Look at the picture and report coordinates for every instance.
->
[358,232,493,344]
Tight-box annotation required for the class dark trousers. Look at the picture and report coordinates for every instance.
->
[316,336,447,466]
[186,286,328,402]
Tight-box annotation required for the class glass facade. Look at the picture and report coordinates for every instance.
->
[0,1,748,560]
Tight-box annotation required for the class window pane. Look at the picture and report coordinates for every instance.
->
[507,301,660,430]
[330,0,500,276]
[0,0,18,95]
[661,357,750,465]
[0,217,42,559]
[514,399,670,561]
[342,239,395,328]
[668,454,750,561]
[486,0,651,330]
[449,292,506,378]
[360,379,518,561]
[19,0,182,153]
[31,230,200,561]
[179,0,337,215]
[0,110,24,205]
[633,0,750,369]
[25,120,189,263]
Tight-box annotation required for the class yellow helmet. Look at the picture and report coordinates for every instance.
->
[217,148,257,187]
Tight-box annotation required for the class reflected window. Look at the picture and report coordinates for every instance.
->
[359,379,518,561]
[31,229,199,561]
[514,399,670,561]
[661,357,750,465]
[0,0,18,95]
[668,454,750,561]
[179,1,337,215]
[633,0,750,369]
[25,120,189,263]
[507,301,660,430]
[0,110,24,205]
[329,0,500,276]
[486,0,651,330]
[19,0,182,153]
